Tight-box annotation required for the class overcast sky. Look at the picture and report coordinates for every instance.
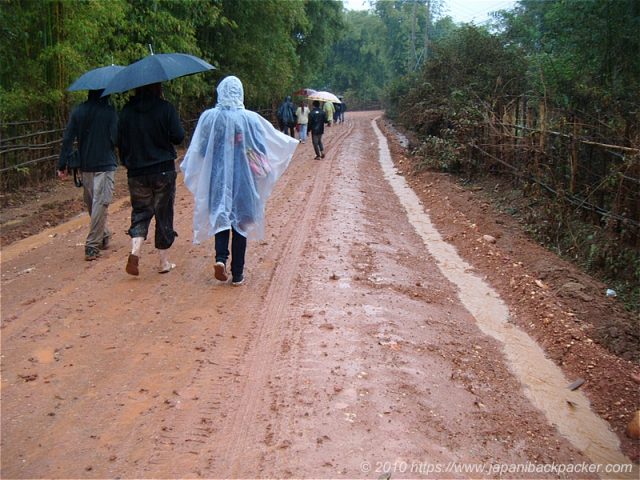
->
[342,0,519,25]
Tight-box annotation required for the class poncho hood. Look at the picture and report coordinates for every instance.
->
[216,76,244,109]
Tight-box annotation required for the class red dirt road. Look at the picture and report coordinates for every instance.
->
[1,111,638,479]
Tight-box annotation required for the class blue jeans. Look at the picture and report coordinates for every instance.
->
[215,228,247,281]
[298,124,308,142]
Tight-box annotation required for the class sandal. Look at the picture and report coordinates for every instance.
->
[126,254,139,276]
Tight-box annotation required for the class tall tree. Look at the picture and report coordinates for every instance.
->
[499,0,640,123]
[373,0,440,74]
[1,0,128,121]
[295,0,344,88]
[316,9,389,106]
[206,0,308,107]
[0,0,345,120]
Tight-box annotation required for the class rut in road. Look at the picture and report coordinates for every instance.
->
[0,119,352,478]
[1,112,632,479]
[144,120,356,477]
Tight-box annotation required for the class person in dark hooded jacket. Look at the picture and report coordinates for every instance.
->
[59,89,118,261]
[276,95,296,138]
[118,83,185,276]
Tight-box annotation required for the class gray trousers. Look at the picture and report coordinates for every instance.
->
[312,132,324,157]
[82,171,115,250]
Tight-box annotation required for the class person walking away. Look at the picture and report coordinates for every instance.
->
[181,76,298,286]
[276,95,296,138]
[308,100,327,159]
[338,97,346,123]
[333,102,340,124]
[323,100,335,128]
[295,101,309,144]
[58,89,118,261]
[118,83,185,276]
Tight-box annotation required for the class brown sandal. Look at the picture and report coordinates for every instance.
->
[126,254,139,276]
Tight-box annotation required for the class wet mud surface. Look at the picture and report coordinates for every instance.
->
[1,111,638,478]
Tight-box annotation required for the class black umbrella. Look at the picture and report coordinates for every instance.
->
[101,53,215,96]
[67,64,126,91]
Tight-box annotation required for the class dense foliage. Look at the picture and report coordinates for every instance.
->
[319,0,447,109]
[381,0,639,310]
[0,0,344,120]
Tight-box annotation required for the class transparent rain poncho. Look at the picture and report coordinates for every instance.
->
[181,76,298,242]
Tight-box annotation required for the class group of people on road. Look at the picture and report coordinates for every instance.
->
[276,95,346,160]
[59,76,298,285]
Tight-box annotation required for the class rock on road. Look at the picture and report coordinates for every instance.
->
[0,111,635,479]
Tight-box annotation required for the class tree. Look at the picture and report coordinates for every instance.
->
[0,0,223,121]
[0,0,347,120]
[204,0,308,107]
[498,0,640,126]
[1,0,128,121]
[314,10,390,106]
[295,0,344,88]
[374,0,440,74]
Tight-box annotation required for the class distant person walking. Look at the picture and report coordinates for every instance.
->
[338,97,346,123]
[296,101,309,144]
[118,83,185,276]
[333,102,340,124]
[181,76,298,286]
[308,100,327,159]
[277,95,296,138]
[58,89,118,261]
[323,100,335,127]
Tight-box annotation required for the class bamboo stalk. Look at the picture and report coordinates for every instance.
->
[570,121,578,194]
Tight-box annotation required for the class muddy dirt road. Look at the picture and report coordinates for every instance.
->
[1,111,638,479]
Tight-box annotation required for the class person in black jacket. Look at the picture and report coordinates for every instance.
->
[308,100,327,159]
[59,89,118,261]
[118,83,185,275]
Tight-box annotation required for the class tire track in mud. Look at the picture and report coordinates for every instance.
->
[260,118,372,477]
[137,123,356,477]
[209,122,356,476]
[0,193,217,478]
[1,184,279,478]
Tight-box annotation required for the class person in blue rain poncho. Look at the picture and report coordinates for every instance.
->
[181,76,298,285]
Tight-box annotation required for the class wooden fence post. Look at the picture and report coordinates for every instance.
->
[570,118,578,194]
[537,99,546,184]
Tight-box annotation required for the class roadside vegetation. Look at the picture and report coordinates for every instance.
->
[1,0,638,312]
[363,0,639,312]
